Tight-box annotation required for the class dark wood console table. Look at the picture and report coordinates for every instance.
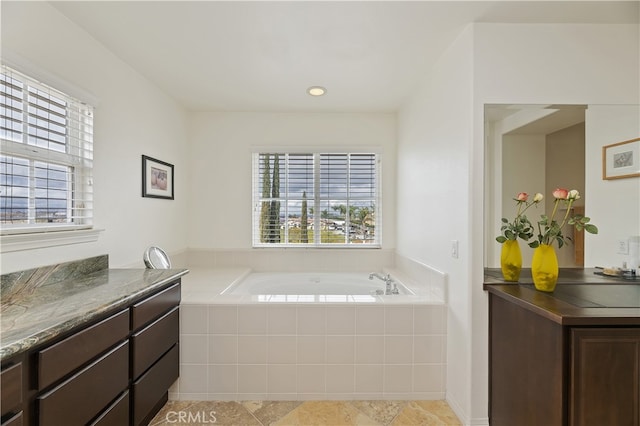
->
[485,269,640,426]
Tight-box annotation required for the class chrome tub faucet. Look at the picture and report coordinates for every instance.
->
[369,272,399,295]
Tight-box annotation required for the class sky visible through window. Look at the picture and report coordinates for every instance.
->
[0,67,90,226]
[0,156,71,223]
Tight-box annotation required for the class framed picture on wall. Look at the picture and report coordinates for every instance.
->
[142,155,174,199]
[602,138,640,180]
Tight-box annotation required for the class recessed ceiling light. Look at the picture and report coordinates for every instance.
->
[307,86,327,96]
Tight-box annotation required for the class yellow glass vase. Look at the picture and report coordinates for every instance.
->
[500,240,522,282]
[531,244,559,292]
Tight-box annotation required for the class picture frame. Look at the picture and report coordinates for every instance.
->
[602,138,640,180]
[142,155,174,199]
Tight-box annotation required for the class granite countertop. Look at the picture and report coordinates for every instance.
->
[484,268,640,326]
[1,267,189,361]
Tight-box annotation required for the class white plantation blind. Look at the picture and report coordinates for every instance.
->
[252,152,380,247]
[0,65,94,233]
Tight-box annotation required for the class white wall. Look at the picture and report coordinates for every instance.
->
[399,22,639,425]
[1,2,189,272]
[397,26,475,423]
[474,24,638,105]
[586,105,640,268]
[187,112,397,250]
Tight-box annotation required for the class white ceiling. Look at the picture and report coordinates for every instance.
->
[51,1,639,113]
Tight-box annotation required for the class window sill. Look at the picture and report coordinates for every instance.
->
[0,228,103,253]
[252,244,382,249]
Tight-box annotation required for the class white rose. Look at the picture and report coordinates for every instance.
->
[568,189,580,200]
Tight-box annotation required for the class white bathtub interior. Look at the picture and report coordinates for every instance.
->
[172,255,448,401]
[221,272,415,296]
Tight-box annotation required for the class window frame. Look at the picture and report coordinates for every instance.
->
[252,150,382,248]
[0,64,98,251]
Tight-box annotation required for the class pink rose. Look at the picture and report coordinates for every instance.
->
[552,188,569,199]
[516,192,528,201]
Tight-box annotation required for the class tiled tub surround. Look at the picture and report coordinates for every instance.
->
[172,261,447,401]
[184,248,396,273]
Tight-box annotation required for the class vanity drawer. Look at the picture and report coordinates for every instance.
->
[132,343,179,426]
[131,306,179,378]
[1,411,22,426]
[88,390,129,426]
[1,362,22,417]
[131,282,180,330]
[37,308,129,390]
[38,341,129,426]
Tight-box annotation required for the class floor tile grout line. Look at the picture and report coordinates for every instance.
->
[241,400,303,426]
[384,400,408,426]
[345,400,387,426]
[242,402,266,426]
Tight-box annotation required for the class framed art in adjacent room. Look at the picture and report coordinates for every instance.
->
[602,138,640,180]
[142,155,174,199]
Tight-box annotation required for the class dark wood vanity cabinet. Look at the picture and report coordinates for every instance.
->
[1,358,24,425]
[1,280,181,426]
[489,294,564,426]
[130,283,181,425]
[487,283,640,426]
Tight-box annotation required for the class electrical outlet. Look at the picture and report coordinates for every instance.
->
[617,239,629,255]
[451,240,459,259]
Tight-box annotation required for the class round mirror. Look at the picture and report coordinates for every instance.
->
[143,246,172,269]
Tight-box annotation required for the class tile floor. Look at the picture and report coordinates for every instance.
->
[150,400,462,425]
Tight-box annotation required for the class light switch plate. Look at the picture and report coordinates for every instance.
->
[617,239,629,255]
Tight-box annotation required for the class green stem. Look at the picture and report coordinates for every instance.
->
[518,201,537,220]
[515,202,523,218]
[549,199,560,224]
[543,199,561,245]
[557,199,575,229]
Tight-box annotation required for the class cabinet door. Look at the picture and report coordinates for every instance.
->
[38,341,129,426]
[131,282,180,330]
[1,412,22,426]
[1,362,22,418]
[88,390,129,426]
[132,344,179,426]
[37,309,129,390]
[489,294,565,426]
[571,328,640,426]
[131,306,179,379]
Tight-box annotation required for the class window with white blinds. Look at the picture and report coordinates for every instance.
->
[252,152,380,247]
[0,65,94,233]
